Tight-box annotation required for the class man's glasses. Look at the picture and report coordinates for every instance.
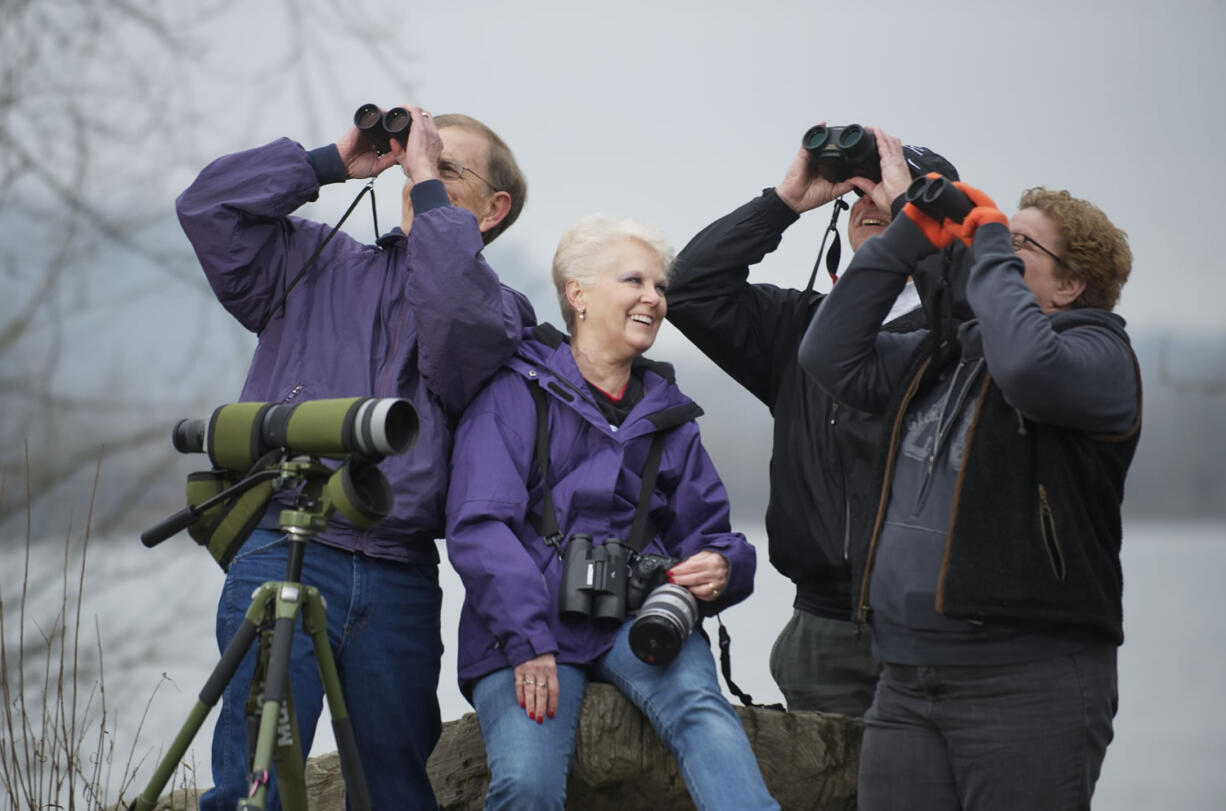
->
[438,158,497,192]
[1010,232,1067,267]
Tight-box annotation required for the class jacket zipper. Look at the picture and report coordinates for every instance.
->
[1037,483,1067,580]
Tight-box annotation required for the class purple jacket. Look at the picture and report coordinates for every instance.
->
[445,326,757,689]
[176,138,535,563]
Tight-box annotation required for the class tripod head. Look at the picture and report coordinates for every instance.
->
[142,397,419,569]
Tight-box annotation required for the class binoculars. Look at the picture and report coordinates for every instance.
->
[802,123,881,183]
[353,103,411,154]
[559,534,630,628]
[903,174,974,224]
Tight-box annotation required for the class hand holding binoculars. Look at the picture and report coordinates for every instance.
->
[353,103,412,155]
[802,123,881,183]
[904,174,974,224]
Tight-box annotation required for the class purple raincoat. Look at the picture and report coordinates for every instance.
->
[445,326,757,690]
[176,138,535,563]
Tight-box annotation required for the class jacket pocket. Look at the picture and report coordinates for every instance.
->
[1037,484,1067,581]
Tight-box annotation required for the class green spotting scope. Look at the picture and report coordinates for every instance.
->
[173,397,418,473]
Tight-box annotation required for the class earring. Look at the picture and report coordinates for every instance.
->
[577,308,586,320]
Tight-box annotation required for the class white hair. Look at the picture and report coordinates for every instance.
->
[551,214,675,332]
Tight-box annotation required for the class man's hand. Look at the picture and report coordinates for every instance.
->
[335,107,401,179]
[776,123,856,213]
[389,107,444,184]
[846,126,912,212]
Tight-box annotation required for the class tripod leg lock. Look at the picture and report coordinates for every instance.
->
[247,768,271,798]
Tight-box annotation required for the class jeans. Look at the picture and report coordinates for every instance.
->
[769,609,880,716]
[199,529,444,811]
[471,621,778,811]
[858,645,1118,811]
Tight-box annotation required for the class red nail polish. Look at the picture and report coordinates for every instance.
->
[520,701,525,709]
[548,710,555,719]
[537,714,544,725]
[528,711,535,721]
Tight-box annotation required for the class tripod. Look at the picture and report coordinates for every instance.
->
[132,458,371,811]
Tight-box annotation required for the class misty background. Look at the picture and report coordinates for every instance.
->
[2,0,1224,806]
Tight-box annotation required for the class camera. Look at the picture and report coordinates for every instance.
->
[626,554,698,665]
[353,103,411,154]
[559,534,630,629]
[802,123,880,183]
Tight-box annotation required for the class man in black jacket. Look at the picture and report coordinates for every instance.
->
[666,128,957,715]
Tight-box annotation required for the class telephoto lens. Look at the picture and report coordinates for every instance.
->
[628,583,699,665]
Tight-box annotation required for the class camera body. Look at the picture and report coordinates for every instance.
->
[802,123,881,183]
[353,103,411,155]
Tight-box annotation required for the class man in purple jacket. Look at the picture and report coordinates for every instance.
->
[176,105,535,810]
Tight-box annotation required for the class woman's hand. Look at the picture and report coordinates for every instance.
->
[514,653,559,723]
[667,550,730,603]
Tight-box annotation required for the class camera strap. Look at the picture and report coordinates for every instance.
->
[257,180,380,335]
[527,381,666,559]
[802,196,850,294]
[717,616,785,711]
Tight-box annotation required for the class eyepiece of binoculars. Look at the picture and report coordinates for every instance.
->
[353,103,411,154]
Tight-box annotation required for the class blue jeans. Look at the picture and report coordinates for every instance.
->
[858,645,1118,811]
[471,622,778,811]
[199,530,444,811]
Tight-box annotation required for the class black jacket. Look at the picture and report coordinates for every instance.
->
[666,189,927,618]
[800,215,1142,643]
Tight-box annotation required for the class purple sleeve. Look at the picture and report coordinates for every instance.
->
[663,426,757,610]
[407,200,536,413]
[966,223,1139,432]
[175,138,328,333]
[445,377,559,665]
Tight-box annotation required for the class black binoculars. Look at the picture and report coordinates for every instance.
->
[559,534,630,628]
[802,123,880,183]
[904,174,974,224]
[353,103,411,154]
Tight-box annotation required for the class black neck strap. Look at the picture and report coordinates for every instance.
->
[256,180,379,336]
[528,381,666,558]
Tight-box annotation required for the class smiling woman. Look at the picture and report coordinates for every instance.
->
[442,216,779,809]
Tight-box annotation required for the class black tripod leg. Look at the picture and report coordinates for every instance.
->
[302,586,372,811]
[128,613,262,811]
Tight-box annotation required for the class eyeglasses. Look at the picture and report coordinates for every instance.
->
[1010,231,1067,267]
[438,157,497,192]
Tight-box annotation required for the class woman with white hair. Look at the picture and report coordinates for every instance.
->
[445,214,777,810]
